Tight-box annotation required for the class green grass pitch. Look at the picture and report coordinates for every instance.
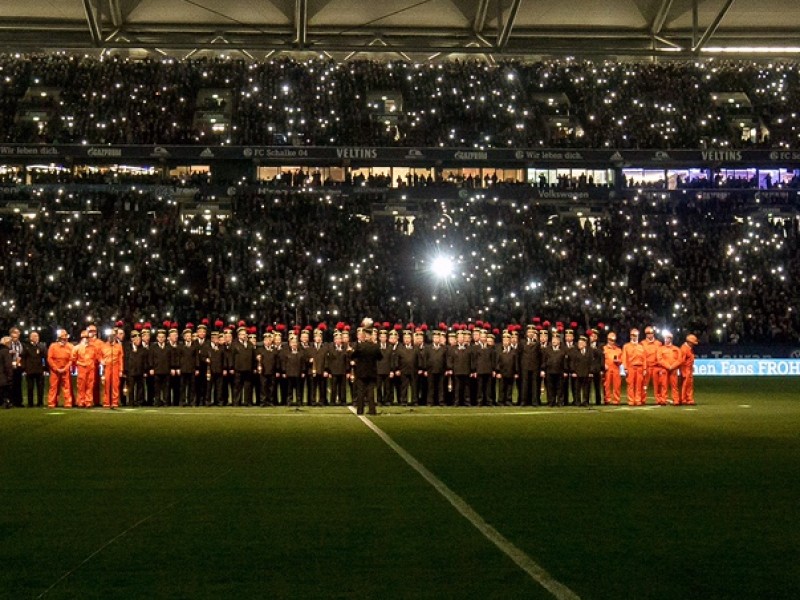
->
[1,377,798,599]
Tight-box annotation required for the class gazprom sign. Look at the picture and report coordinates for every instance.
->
[693,359,800,376]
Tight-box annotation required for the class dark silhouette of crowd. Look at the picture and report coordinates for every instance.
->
[2,54,799,149]
[1,188,797,345]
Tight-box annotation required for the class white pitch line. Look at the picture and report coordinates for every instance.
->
[349,407,580,600]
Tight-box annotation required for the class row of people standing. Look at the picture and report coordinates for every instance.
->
[4,320,698,410]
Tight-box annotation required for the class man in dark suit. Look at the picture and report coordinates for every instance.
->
[148,329,171,407]
[326,331,350,405]
[232,326,256,406]
[571,336,594,406]
[392,330,417,406]
[541,332,567,407]
[495,331,519,406]
[280,334,307,406]
[22,331,47,407]
[376,328,394,406]
[179,328,197,406]
[588,328,605,406]
[519,325,542,406]
[424,330,447,406]
[8,327,24,407]
[256,331,278,406]
[447,330,474,407]
[306,328,328,406]
[473,330,495,406]
[1,336,13,409]
[203,331,225,406]
[351,327,383,415]
[126,331,148,407]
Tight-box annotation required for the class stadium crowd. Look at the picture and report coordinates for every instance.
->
[2,54,800,149]
[1,188,797,346]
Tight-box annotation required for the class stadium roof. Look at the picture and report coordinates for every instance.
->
[2,0,800,60]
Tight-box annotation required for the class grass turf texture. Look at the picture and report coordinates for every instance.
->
[0,377,798,599]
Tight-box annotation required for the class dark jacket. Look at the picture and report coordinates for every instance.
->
[352,341,383,379]
[570,348,593,377]
[149,343,172,375]
[325,344,350,376]
[280,347,307,377]
[541,346,567,374]
[21,342,47,375]
[231,341,256,373]
[126,343,148,377]
[392,345,417,375]
[0,345,12,387]
[179,342,196,373]
[424,344,447,374]
[495,346,519,378]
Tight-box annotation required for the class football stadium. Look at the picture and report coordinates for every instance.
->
[1,1,800,598]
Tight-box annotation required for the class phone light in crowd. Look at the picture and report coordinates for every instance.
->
[430,255,454,279]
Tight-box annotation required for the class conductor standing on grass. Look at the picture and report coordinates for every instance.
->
[351,324,382,415]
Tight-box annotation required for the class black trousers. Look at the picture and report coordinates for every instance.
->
[576,376,591,406]
[169,374,181,406]
[234,372,254,406]
[398,373,414,405]
[153,374,169,406]
[475,373,492,405]
[591,371,603,405]
[416,374,427,405]
[377,374,392,405]
[129,375,145,407]
[427,373,444,406]
[309,374,327,405]
[285,376,302,405]
[207,373,223,405]
[545,373,563,406]
[180,373,194,406]
[355,377,377,415]
[26,373,45,407]
[259,373,275,406]
[520,369,536,406]
[329,374,347,405]
[453,374,471,406]
[195,372,208,406]
[499,376,515,406]
[11,368,23,407]
[144,375,154,406]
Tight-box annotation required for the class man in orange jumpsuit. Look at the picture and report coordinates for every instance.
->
[641,326,662,405]
[72,331,96,408]
[86,324,103,406]
[47,329,74,408]
[101,328,125,409]
[602,332,623,404]
[655,331,683,405]
[679,334,699,405]
[621,328,647,406]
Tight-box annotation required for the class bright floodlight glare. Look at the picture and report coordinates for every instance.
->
[431,255,454,279]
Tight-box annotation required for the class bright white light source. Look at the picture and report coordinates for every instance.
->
[431,255,454,279]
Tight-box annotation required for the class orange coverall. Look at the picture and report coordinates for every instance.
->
[88,337,104,406]
[621,342,647,406]
[602,343,623,404]
[73,342,96,408]
[102,341,124,408]
[655,344,683,405]
[47,342,74,408]
[679,342,696,405]
[641,338,662,404]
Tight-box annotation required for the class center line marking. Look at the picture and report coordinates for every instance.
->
[349,407,580,600]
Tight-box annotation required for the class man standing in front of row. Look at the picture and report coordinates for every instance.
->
[351,326,382,415]
[48,329,74,408]
[621,329,646,406]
